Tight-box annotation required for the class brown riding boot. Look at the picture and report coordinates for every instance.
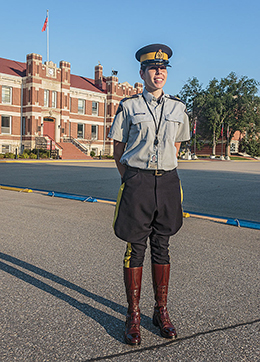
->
[124,266,142,345]
[152,264,177,339]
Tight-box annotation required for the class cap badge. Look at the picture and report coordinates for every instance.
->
[155,49,164,60]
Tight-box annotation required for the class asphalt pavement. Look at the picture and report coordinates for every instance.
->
[0,159,260,221]
[0,159,259,361]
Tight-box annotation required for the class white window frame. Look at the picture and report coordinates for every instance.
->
[52,91,57,108]
[78,99,85,114]
[77,123,84,138]
[92,101,99,116]
[91,124,98,140]
[1,144,10,154]
[44,90,49,107]
[1,115,12,134]
[2,86,12,104]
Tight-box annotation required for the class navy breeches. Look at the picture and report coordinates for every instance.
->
[113,167,183,268]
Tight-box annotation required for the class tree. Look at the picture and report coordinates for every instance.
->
[199,78,223,155]
[180,73,260,157]
[179,77,205,152]
[219,72,259,156]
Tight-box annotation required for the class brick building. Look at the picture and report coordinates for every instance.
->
[0,53,143,158]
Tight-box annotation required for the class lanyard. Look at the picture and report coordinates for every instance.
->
[142,95,165,146]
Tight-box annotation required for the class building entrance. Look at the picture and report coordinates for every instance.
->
[43,118,55,139]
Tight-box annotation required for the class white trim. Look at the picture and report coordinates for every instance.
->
[52,91,57,108]
[91,124,98,140]
[44,89,49,107]
[0,73,22,85]
[77,122,84,138]
[1,85,12,104]
[78,99,85,114]
[1,115,12,134]
[70,87,106,101]
[92,101,99,116]
[69,118,104,126]
[0,109,21,116]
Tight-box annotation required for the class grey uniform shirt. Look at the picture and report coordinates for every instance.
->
[108,88,190,171]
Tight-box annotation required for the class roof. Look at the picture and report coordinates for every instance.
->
[0,56,107,94]
[0,57,26,77]
[70,74,106,93]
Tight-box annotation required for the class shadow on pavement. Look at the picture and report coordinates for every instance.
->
[0,252,157,343]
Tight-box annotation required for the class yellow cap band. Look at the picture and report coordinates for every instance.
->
[140,51,168,63]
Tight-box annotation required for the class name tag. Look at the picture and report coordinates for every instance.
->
[148,152,158,169]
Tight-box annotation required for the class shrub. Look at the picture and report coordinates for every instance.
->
[19,152,30,159]
[90,150,95,157]
[4,152,15,159]
[240,138,260,157]
[23,149,31,155]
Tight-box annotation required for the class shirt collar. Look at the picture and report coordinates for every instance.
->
[143,88,165,105]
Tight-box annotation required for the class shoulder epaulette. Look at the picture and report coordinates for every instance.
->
[115,94,141,116]
[166,94,186,105]
[121,94,140,103]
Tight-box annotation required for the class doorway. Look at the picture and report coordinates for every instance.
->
[43,118,55,139]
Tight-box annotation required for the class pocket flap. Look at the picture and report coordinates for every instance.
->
[165,114,184,123]
[131,114,150,125]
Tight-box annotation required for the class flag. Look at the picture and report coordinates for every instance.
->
[221,123,224,137]
[193,120,197,135]
[42,16,48,32]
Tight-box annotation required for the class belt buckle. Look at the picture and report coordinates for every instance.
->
[155,170,163,176]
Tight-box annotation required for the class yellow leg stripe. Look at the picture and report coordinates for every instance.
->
[180,179,190,217]
[124,242,132,268]
[180,180,183,203]
[112,182,125,229]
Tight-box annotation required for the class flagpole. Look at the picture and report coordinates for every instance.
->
[47,9,49,62]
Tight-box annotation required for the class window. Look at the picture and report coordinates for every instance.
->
[52,91,57,108]
[44,90,49,107]
[1,144,10,154]
[230,141,238,153]
[2,86,12,104]
[92,101,98,115]
[1,116,11,134]
[78,99,85,114]
[91,125,98,140]
[77,123,84,138]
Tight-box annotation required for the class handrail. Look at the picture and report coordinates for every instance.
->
[63,136,88,154]
[43,134,63,150]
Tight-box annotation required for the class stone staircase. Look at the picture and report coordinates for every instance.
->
[60,142,92,160]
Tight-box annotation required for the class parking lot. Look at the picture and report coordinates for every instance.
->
[1,159,259,361]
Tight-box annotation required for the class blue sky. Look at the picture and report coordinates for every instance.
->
[1,0,259,95]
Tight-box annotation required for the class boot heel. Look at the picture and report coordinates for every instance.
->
[153,313,159,326]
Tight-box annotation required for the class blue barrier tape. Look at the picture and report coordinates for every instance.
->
[183,210,260,230]
[226,219,260,230]
[1,184,259,229]
[47,192,97,203]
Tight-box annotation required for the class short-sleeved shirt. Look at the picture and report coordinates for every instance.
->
[108,88,190,171]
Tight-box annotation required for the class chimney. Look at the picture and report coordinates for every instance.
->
[95,64,103,89]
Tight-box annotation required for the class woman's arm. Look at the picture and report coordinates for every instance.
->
[113,140,126,177]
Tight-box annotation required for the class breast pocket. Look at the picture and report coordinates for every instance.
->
[164,115,183,140]
[130,114,152,139]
